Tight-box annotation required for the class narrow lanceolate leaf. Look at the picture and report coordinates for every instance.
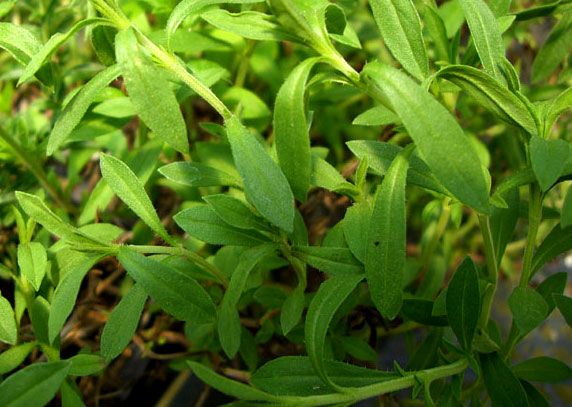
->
[305,274,364,390]
[543,87,572,136]
[437,65,537,135]
[0,342,36,375]
[0,22,41,65]
[275,58,321,201]
[554,294,572,328]
[530,135,569,191]
[365,148,411,320]
[0,295,17,345]
[536,272,567,314]
[446,257,481,350]
[17,242,47,291]
[512,357,572,383]
[203,194,269,231]
[363,63,490,213]
[48,254,103,344]
[0,361,71,407]
[343,200,371,263]
[226,115,294,232]
[458,0,505,81]
[480,352,529,407]
[490,188,520,267]
[532,11,572,83]
[293,246,363,275]
[218,245,277,358]
[369,0,428,80]
[115,28,188,154]
[187,361,279,402]
[531,224,572,276]
[48,65,121,155]
[118,248,217,322]
[101,283,147,362]
[508,287,548,336]
[18,18,110,85]
[158,162,241,188]
[100,154,172,244]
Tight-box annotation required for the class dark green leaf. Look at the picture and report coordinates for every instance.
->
[554,294,572,327]
[101,283,147,361]
[508,286,548,336]
[531,224,572,276]
[536,272,567,314]
[512,357,572,383]
[401,299,448,326]
[293,246,363,275]
[203,194,270,231]
[490,188,519,267]
[226,115,294,232]
[480,352,528,407]
[158,162,241,188]
[530,135,569,191]
[118,248,216,322]
[305,274,363,390]
[446,256,481,350]
[67,354,105,376]
[342,201,370,263]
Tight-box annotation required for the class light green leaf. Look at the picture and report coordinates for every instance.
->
[305,274,363,390]
[100,153,172,244]
[0,22,41,65]
[18,18,110,86]
[446,256,481,350]
[365,148,411,319]
[342,201,371,263]
[352,105,399,127]
[48,65,121,155]
[118,248,216,322]
[532,11,572,83]
[101,283,147,362]
[158,161,241,188]
[437,65,537,135]
[275,58,322,201]
[508,286,548,336]
[201,10,297,41]
[458,0,505,81]
[421,3,450,63]
[369,0,429,80]
[174,205,270,246]
[116,28,188,154]
[218,245,277,358]
[542,87,572,137]
[362,63,490,213]
[0,342,36,375]
[530,135,569,191]
[17,242,47,291]
[0,361,71,407]
[0,295,17,345]
[226,115,294,232]
[67,354,105,376]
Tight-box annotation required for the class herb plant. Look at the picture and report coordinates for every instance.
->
[0,0,572,405]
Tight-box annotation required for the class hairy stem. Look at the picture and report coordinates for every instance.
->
[478,214,498,329]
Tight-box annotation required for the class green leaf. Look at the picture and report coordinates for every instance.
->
[116,28,188,154]
[275,58,322,201]
[369,0,428,80]
[203,194,270,231]
[347,140,450,196]
[305,274,363,390]
[251,356,396,396]
[362,63,490,213]
[521,380,550,407]
[421,4,450,63]
[536,272,567,314]
[47,65,121,155]
[292,246,363,275]
[100,153,172,244]
[18,18,109,86]
[446,256,481,350]
[514,1,562,21]
[187,361,279,402]
[0,361,71,407]
[101,283,147,362]
[554,294,572,328]
[0,22,41,65]
[458,0,505,81]
[365,147,411,319]
[48,254,103,344]
[67,354,105,376]
[508,286,548,336]
[158,162,241,188]
[532,11,572,83]
[280,283,305,335]
[201,10,297,42]
[118,248,216,322]
[338,336,377,362]
[17,242,47,291]
[480,352,528,407]
[225,115,294,232]
[342,201,371,263]
[562,185,572,228]
[0,342,36,375]
[174,205,270,246]
[401,299,448,327]
[531,224,572,276]
[437,65,537,135]
[0,295,17,345]
[512,357,572,383]
[310,154,358,196]
[166,0,264,49]
[542,87,572,137]
[352,105,399,127]
[490,188,520,267]
[530,135,569,191]
[218,245,277,358]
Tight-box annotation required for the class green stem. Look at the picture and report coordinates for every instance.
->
[420,199,451,274]
[126,245,229,287]
[0,127,74,213]
[520,185,542,287]
[478,214,498,329]
[278,359,468,406]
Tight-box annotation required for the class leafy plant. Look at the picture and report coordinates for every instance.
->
[0,0,571,405]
